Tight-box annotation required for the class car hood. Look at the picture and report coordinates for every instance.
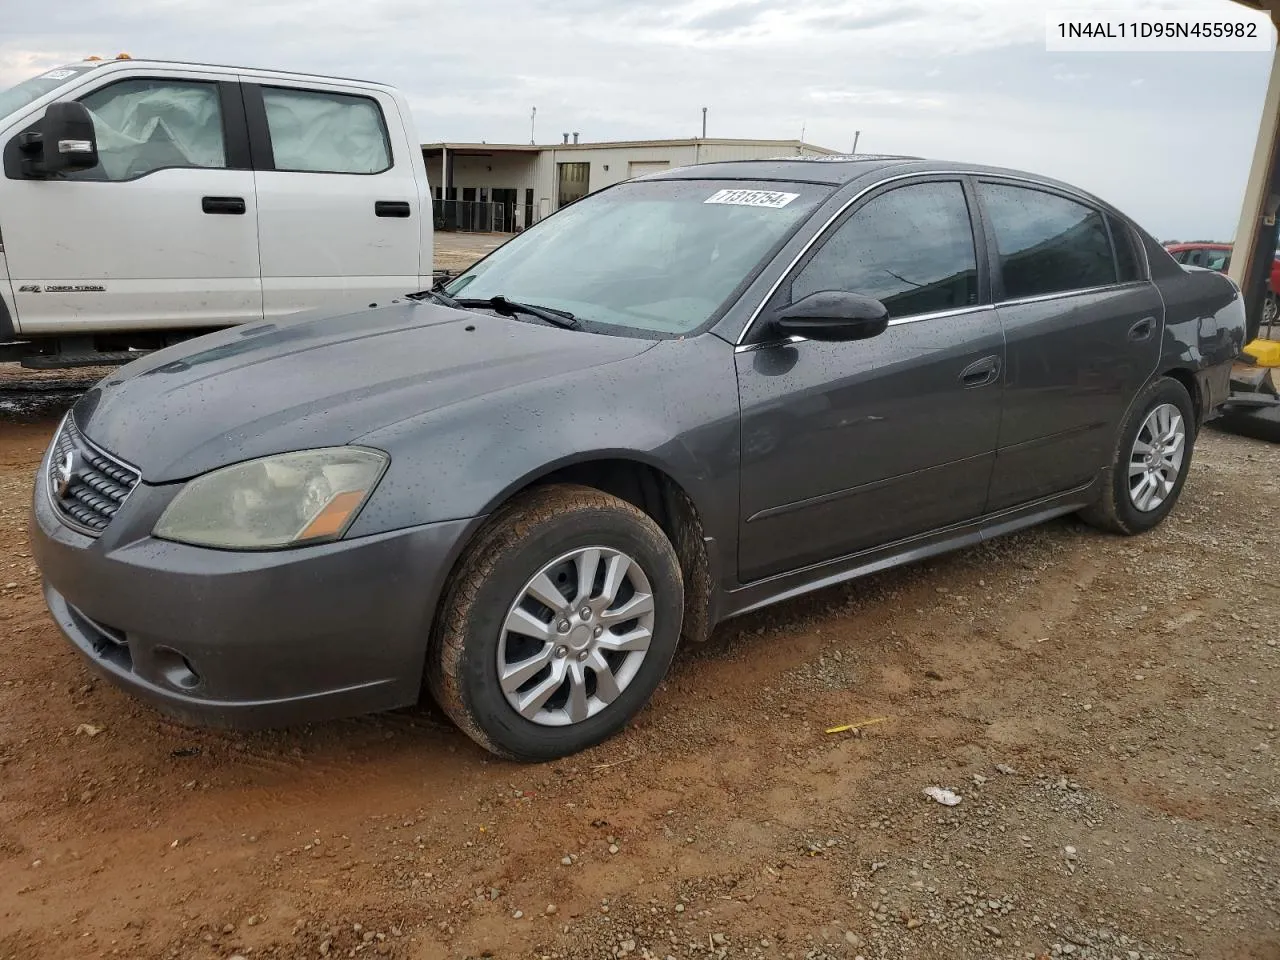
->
[73,302,655,483]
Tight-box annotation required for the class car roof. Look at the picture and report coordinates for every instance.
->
[646,157,1112,203]
[1165,242,1230,250]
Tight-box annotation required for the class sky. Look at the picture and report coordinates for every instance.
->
[0,0,1273,241]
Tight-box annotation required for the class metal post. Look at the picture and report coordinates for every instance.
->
[530,106,536,145]
[701,107,707,139]
[851,130,861,155]
[1230,29,1280,344]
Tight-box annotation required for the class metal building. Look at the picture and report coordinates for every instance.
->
[421,138,839,232]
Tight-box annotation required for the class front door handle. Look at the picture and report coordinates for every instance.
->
[959,354,1001,388]
[201,196,246,215]
[375,200,412,218]
[1128,316,1156,342]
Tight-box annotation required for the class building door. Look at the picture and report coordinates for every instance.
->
[627,160,670,178]
[557,162,590,208]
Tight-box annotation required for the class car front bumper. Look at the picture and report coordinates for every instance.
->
[30,458,477,730]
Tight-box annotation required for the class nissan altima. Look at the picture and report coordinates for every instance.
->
[31,156,1246,760]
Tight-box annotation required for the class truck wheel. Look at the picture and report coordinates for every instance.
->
[428,484,684,761]
[1079,377,1196,536]
[1264,293,1279,330]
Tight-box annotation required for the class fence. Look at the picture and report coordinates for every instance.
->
[434,200,539,234]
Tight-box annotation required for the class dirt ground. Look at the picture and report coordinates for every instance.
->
[0,404,1277,960]
[433,233,510,274]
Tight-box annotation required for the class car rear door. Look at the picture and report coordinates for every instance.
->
[1,69,261,334]
[243,82,423,320]
[977,180,1163,510]
[734,177,1004,583]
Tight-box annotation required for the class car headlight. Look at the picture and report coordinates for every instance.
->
[154,447,388,550]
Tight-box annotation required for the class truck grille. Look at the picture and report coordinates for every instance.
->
[46,416,140,536]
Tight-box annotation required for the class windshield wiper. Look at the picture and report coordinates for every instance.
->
[406,288,462,308]
[455,295,580,330]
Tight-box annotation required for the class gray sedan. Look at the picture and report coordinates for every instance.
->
[31,156,1246,760]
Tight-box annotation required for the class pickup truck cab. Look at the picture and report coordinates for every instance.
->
[0,58,432,365]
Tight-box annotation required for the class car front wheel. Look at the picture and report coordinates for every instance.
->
[1079,376,1196,535]
[428,483,684,760]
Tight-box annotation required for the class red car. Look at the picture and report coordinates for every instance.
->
[1164,241,1280,325]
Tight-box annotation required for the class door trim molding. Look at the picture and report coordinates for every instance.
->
[745,450,994,523]
[720,476,1100,621]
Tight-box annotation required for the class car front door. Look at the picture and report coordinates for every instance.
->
[244,83,424,320]
[978,180,1164,510]
[734,178,1004,583]
[1,71,261,334]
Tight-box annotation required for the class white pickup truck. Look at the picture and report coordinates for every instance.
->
[0,57,434,367]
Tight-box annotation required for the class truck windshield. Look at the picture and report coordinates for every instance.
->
[0,64,96,120]
[445,179,831,337]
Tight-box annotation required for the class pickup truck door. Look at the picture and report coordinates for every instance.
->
[242,83,426,320]
[0,70,262,335]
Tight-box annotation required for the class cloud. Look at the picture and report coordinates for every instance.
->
[0,0,1272,240]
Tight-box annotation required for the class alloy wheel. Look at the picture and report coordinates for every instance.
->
[1128,402,1186,512]
[496,547,655,726]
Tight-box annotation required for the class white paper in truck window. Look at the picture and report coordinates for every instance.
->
[40,69,78,80]
[704,189,799,208]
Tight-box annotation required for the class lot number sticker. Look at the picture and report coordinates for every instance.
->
[40,69,78,80]
[704,189,799,208]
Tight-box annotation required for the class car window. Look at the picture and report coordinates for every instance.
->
[74,78,226,181]
[446,179,830,337]
[262,87,391,174]
[790,181,978,319]
[1108,215,1144,282]
[1168,249,1188,263]
[1184,248,1205,267]
[1204,249,1230,271]
[980,182,1116,299]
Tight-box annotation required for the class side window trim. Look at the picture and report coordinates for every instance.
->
[242,82,394,175]
[772,175,983,318]
[976,177,1136,304]
[3,75,250,182]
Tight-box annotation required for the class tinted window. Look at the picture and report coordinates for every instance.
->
[792,181,978,318]
[1185,248,1205,267]
[1168,249,1188,264]
[76,79,226,181]
[262,87,391,174]
[1108,215,1143,282]
[980,183,1116,299]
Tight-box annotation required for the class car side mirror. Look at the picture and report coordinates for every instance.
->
[771,291,890,342]
[20,101,98,177]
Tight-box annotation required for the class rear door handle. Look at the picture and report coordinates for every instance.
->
[375,200,412,218]
[959,354,1001,388]
[1128,316,1156,342]
[201,196,246,215]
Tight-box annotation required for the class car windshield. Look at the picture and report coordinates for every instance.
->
[445,179,831,337]
[0,64,97,119]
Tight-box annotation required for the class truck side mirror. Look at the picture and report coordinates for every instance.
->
[19,102,98,177]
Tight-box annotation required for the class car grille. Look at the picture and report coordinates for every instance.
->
[46,416,140,536]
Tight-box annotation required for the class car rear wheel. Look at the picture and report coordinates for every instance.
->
[1079,377,1196,536]
[1264,293,1279,329]
[428,483,684,760]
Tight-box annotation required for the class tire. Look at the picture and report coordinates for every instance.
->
[428,483,684,761]
[1079,377,1196,535]
[1264,293,1279,333]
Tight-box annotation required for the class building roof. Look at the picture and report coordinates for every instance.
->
[422,138,839,154]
